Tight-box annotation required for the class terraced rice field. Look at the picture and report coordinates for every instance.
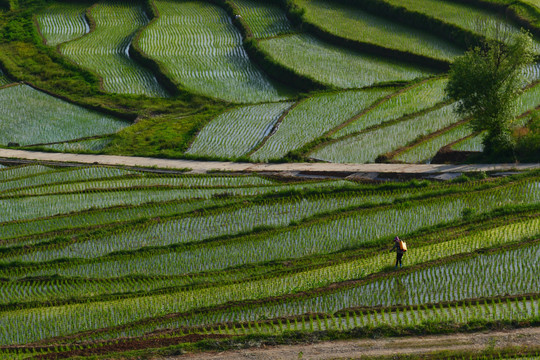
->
[332,77,448,138]
[36,2,90,46]
[3,0,540,356]
[295,0,462,61]
[60,1,168,97]
[451,134,485,152]
[138,0,290,103]
[250,88,393,161]
[0,84,128,146]
[36,137,113,153]
[383,0,540,52]
[394,122,473,163]
[312,103,461,163]
[0,165,538,358]
[231,0,293,38]
[258,33,435,88]
[186,102,294,158]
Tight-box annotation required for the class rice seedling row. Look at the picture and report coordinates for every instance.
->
[382,0,540,52]
[4,173,276,197]
[451,133,485,152]
[2,215,536,345]
[60,1,168,97]
[37,137,113,153]
[103,217,540,338]
[312,103,460,163]
[0,179,350,223]
[250,89,393,161]
[0,85,129,146]
[189,243,540,330]
[0,166,136,194]
[186,102,294,158]
[138,0,291,102]
[0,172,490,241]
[294,0,462,61]
[183,296,540,337]
[3,189,419,263]
[394,122,473,163]
[516,82,540,115]
[36,2,90,46]
[0,165,55,183]
[10,180,538,279]
[332,77,448,138]
[230,0,293,38]
[257,33,435,89]
[0,198,233,244]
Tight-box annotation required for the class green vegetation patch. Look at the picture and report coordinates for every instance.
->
[394,123,473,163]
[37,136,113,153]
[382,0,540,52]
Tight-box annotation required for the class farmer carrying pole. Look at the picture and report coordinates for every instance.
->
[390,236,407,269]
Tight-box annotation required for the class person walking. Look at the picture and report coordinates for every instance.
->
[390,236,406,269]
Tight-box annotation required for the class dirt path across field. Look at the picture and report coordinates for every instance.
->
[174,327,540,359]
[0,149,538,178]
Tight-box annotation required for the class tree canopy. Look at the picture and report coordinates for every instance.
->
[445,29,536,155]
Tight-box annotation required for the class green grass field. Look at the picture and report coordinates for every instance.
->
[60,1,168,97]
[394,122,473,163]
[35,137,113,153]
[331,77,448,138]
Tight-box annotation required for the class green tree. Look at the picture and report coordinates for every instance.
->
[445,29,536,155]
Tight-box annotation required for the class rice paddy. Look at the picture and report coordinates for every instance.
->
[36,2,90,46]
[258,33,435,88]
[60,1,169,97]
[0,165,537,357]
[137,0,291,103]
[294,0,462,61]
[1,0,540,357]
[0,84,128,146]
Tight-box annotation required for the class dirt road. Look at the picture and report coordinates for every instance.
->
[0,149,538,177]
[175,327,540,359]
